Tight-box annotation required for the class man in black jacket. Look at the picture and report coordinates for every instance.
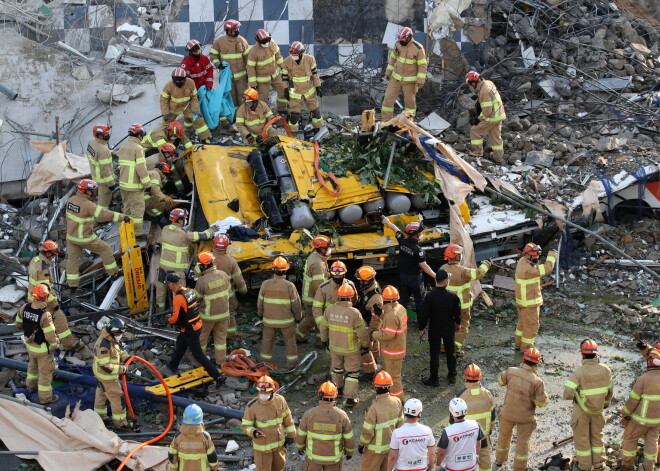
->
[418,270,461,386]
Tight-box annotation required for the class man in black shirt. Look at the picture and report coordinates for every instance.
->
[418,269,461,386]
[381,216,436,316]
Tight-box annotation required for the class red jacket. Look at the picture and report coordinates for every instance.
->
[180,54,214,90]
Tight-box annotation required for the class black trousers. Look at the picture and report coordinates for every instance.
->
[167,328,220,379]
[429,332,456,380]
[399,272,424,314]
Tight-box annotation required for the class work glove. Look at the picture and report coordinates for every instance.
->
[316,87,323,98]
[285,437,295,446]
[358,445,365,455]
[637,340,648,350]
[298,449,305,456]
[253,429,265,438]
[483,259,493,268]
[417,83,424,92]
[164,196,174,205]
[345,454,353,461]
[123,216,132,223]
[385,71,392,80]
[238,286,248,295]
[246,135,256,144]
[372,304,383,316]
[284,88,290,100]
[470,116,480,126]
[118,365,128,375]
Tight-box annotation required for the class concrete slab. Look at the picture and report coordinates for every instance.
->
[321,94,349,116]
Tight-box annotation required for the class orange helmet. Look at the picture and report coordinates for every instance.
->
[318,381,338,400]
[32,284,50,302]
[337,284,355,299]
[197,251,215,266]
[464,363,483,381]
[311,235,333,249]
[77,179,98,193]
[272,255,290,272]
[580,339,598,355]
[213,234,230,251]
[159,143,177,159]
[444,244,463,261]
[155,161,172,175]
[373,370,393,388]
[522,243,542,257]
[356,265,377,282]
[39,240,59,254]
[647,348,660,367]
[523,347,542,364]
[242,87,258,102]
[405,221,423,236]
[382,285,400,302]
[166,121,184,138]
[330,261,347,277]
[256,375,275,392]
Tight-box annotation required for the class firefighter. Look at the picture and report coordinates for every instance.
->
[563,339,613,471]
[437,398,486,471]
[118,123,150,238]
[371,285,408,398]
[144,158,175,221]
[86,123,116,210]
[92,317,131,430]
[235,88,278,144]
[169,404,220,471]
[358,371,404,471]
[16,284,59,404]
[381,27,427,121]
[212,234,247,339]
[441,244,491,353]
[180,39,214,90]
[466,71,507,163]
[619,348,660,471]
[388,399,436,471]
[210,19,249,108]
[493,348,549,471]
[246,29,287,115]
[297,381,354,469]
[155,208,215,310]
[28,240,83,352]
[635,340,660,469]
[282,41,323,133]
[142,120,192,164]
[319,284,368,407]
[160,67,211,143]
[194,251,231,367]
[354,265,383,375]
[296,235,332,342]
[257,256,302,368]
[242,375,296,471]
[312,261,358,326]
[65,179,129,291]
[514,243,557,351]
[456,364,495,471]
[163,272,225,386]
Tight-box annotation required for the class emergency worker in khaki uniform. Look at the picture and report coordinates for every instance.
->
[246,29,287,114]
[143,159,175,220]
[440,244,491,353]
[212,234,247,339]
[235,88,278,144]
[118,123,150,238]
[312,261,358,325]
[257,256,302,368]
[282,42,323,132]
[354,266,383,375]
[169,404,220,471]
[86,124,116,210]
[358,371,404,471]
[319,284,369,407]
[209,20,249,108]
[636,340,660,468]
[142,121,193,169]
[160,67,211,142]
[296,235,332,342]
[563,340,613,471]
[242,375,296,471]
[65,179,128,290]
[297,381,355,470]
[16,284,59,404]
[466,71,507,162]
[494,348,549,471]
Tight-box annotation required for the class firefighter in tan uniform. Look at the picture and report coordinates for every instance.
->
[169,404,220,471]
[282,42,323,132]
[16,285,59,404]
[312,261,358,325]
[456,364,495,471]
[142,121,193,169]
[247,29,288,115]
[494,348,549,471]
[319,284,368,407]
[381,27,427,121]
[636,340,660,468]
[371,286,407,399]
[296,235,332,342]
[160,67,211,142]
[194,252,231,366]
[257,256,302,368]
[65,179,128,290]
[210,20,249,108]
[144,159,175,220]
[212,234,247,339]
[619,348,660,471]
[235,88,278,144]
[86,124,116,210]
[93,318,132,430]
[514,243,557,352]
[355,266,383,375]
[358,371,404,471]
[118,123,150,238]
[156,208,215,310]
[466,71,507,162]
[297,381,355,470]
[441,244,491,353]
[563,340,613,471]
[242,375,297,471]
[28,240,82,352]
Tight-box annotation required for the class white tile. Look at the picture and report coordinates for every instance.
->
[382,22,403,48]
[166,22,191,48]
[338,44,363,67]
[265,20,289,46]
[189,0,215,23]
[238,0,263,21]
[288,0,313,20]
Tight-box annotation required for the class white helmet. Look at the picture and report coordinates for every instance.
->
[449,398,468,418]
[403,398,423,417]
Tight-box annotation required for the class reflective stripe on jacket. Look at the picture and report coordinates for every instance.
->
[498,364,549,422]
[66,193,122,244]
[457,382,495,434]
[246,41,283,84]
[87,137,115,184]
[371,302,407,358]
[514,251,557,307]
[210,35,249,79]
[168,423,219,471]
[477,79,506,123]
[386,40,427,84]
[160,224,213,270]
[160,78,199,115]
[621,368,660,426]
[319,301,369,354]
[359,393,403,453]
[297,401,355,463]
[235,101,273,141]
[563,358,613,415]
[118,136,150,191]
[93,328,129,382]
[301,251,329,306]
[441,261,490,309]
[257,275,302,327]
[194,266,230,321]
[312,279,358,323]
[241,394,296,452]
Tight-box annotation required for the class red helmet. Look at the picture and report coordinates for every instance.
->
[647,348,660,367]
[224,19,240,32]
[580,339,599,355]
[396,27,413,42]
[92,123,110,139]
[243,87,259,102]
[330,261,347,277]
[373,370,393,388]
[172,67,187,78]
[32,284,50,302]
[155,161,172,175]
[465,71,480,86]
[255,29,271,43]
[166,121,184,138]
[523,347,542,364]
[311,235,333,249]
[128,123,145,138]
[77,179,98,193]
[405,221,423,236]
[337,283,355,299]
[382,285,400,302]
[464,363,483,381]
[39,240,59,254]
[444,244,463,261]
[169,208,188,222]
[289,41,305,55]
[213,234,230,251]
[356,266,376,282]
[186,39,201,52]
[522,243,542,258]
[197,251,215,265]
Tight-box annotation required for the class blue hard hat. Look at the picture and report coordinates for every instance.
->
[182,404,203,425]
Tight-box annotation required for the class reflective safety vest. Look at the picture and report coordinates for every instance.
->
[386,39,427,84]
[514,252,557,307]
[477,79,506,123]
[194,267,230,321]
[301,251,329,306]
[16,302,59,354]
[246,41,283,84]
[372,303,407,358]
[441,261,490,310]
[563,358,613,415]
[241,394,296,452]
[359,393,404,454]
[93,329,127,382]
[297,401,355,462]
[621,368,660,426]
[86,137,115,184]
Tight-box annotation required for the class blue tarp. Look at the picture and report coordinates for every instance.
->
[198,61,235,129]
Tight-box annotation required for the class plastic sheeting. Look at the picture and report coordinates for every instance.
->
[198,61,235,130]
[26,141,91,195]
